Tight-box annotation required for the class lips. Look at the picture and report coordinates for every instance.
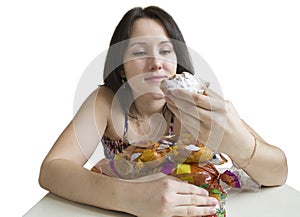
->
[144,75,168,82]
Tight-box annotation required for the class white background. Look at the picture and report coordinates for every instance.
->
[0,1,299,216]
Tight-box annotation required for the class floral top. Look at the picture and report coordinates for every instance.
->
[101,111,175,159]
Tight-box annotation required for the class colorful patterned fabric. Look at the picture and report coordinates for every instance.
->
[101,108,175,159]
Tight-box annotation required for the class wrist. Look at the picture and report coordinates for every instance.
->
[113,178,140,215]
[239,133,258,169]
[224,131,256,167]
[113,178,131,213]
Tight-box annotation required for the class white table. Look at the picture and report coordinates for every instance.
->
[24,185,300,217]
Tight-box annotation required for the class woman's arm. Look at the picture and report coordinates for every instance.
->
[223,118,288,186]
[39,86,218,217]
[39,87,125,210]
[40,158,218,216]
[166,88,288,187]
[40,158,127,211]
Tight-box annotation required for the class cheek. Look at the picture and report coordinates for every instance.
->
[123,61,145,91]
[165,62,177,75]
[124,60,145,78]
[164,54,177,74]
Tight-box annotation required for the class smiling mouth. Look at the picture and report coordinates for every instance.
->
[144,75,168,81]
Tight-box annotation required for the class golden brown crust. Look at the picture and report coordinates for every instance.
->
[123,141,172,162]
[171,163,219,186]
[172,134,214,163]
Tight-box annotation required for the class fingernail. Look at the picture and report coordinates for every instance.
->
[210,208,216,214]
[211,198,218,205]
[203,189,209,196]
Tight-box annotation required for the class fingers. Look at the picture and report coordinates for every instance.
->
[176,195,218,206]
[204,88,223,99]
[167,88,225,111]
[155,177,218,217]
[167,99,225,150]
[167,98,213,123]
[166,89,226,134]
[172,205,217,217]
[166,102,207,140]
[175,181,209,196]
[172,181,218,216]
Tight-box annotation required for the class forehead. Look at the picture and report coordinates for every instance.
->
[130,18,169,39]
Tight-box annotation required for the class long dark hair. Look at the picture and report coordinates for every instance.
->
[103,6,194,112]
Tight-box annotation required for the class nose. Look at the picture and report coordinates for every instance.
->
[148,56,163,72]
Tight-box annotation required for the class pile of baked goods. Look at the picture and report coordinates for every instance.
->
[92,133,229,216]
[91,72,260,217]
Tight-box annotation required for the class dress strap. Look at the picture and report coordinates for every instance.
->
[168,112,175,136]
[122,110,129,142]
[161,103,175,136]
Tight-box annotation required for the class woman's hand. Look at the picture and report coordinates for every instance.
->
[121,175,218,217]
[165,88,253,153]
[96,160,218,216]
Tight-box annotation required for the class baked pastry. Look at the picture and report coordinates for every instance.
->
[91,138,176,179]
[122,140,172,163]
[160,71,209,95]
[171,134,214,163]
[171,163,227,217]
[171,163,219,186]
[111,139,175,179]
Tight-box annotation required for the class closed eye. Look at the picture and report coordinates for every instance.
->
[160,49,171,55]
[133,51,147,56]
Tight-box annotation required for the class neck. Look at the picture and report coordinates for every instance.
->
[131,96,166,120]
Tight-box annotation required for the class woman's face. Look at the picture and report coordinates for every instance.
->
[123,18,177,98]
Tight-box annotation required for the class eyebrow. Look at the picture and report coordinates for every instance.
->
[129,41,147,47]
[129,40,172,47]
[160,40,172,45]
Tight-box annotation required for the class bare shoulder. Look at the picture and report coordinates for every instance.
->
[94,85,123,131]
[94,85,116,111]
[96,86,124,138]
[73,85,116,134]
[73,86,113,116]
[96,85,114,101]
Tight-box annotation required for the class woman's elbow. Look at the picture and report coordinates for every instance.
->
[268,148,288,186]
[276,151,288,186]
[38,160,52,191]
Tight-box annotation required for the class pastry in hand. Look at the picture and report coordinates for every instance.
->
[160,71,209,95]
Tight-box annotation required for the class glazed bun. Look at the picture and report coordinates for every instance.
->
[171,163,219,186]
[122,141,171,162]
[172,134,214,163]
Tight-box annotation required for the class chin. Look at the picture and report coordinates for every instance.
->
[146,91,165,100]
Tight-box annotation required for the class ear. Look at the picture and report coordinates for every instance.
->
[119,67,126,78]
[120,73,126,78]
[120,69,127,84]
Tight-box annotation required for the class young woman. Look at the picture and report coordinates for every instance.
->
[39,6,288,217]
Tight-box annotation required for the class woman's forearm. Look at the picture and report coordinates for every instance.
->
[224,133,288,186]
[241,139,288,186]
[39,159,127,212]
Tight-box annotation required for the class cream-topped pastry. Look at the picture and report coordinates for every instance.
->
[160,72,209,94]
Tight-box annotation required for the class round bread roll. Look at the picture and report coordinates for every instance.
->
[111,140,173,179]
[172,134,214,163]
[160,71,209,95]
[171,163,219,186]
[171,163,227,202]
[122,140,172,162]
